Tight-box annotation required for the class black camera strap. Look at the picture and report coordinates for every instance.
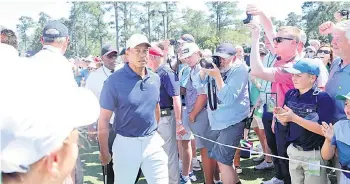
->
[208,77,217,111]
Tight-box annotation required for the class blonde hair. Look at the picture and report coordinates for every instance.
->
[278,26,302,43]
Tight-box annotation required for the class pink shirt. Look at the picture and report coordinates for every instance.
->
[272,60,295,107]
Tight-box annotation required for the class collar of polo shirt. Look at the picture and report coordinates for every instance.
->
[124,63,151,79]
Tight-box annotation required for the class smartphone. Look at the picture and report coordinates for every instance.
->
[266,93,278,113]
[243,13,253,24]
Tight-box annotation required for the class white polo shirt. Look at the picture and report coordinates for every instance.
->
[30,45,77,88]
[85,65,114,124]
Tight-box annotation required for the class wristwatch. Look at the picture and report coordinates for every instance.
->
[176,121,183,126]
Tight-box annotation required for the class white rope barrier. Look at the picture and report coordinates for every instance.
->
[193,133,350,174]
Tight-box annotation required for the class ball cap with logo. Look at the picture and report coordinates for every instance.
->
[283,58,320,76]
[126,34,151,49]
[213,43,237,59]
[179,42,200,60]
[1,63,100,173]
[101,44,118,56]
[42,20,69,38]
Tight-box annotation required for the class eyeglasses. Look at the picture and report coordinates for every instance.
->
[317,50,331,54]
[273,37,294,43]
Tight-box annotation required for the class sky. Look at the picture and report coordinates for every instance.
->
[0,0,303,35]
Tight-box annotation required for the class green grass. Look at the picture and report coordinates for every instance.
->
[79,133,337,184]
[80,135,274,184]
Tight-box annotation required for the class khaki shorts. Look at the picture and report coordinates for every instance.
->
[250,115,264,129]
[176,106,194,140]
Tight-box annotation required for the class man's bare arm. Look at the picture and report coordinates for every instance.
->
[172,96,182,123]
[155,103,160,123]
[98,108,113,155]
[247,22,276,82]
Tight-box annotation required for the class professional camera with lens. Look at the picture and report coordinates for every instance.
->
[340,10,349,17]
[169,39,177,46]
[199,56,220,69]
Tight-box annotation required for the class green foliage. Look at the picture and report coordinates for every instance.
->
[17,2,350,57]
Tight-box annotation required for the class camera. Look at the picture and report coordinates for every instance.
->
[340,10,349,19]
[199,56,220,69]
[170,39,177,46]
[167,55,181,74]
[243,13,253,24]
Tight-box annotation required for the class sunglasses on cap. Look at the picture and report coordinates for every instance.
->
[273,37,294,43]
[317,50,331,54]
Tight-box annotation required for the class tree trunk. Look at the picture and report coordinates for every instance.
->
[165,2,169,38]
[147,3,151,40]
[114,2,119,50]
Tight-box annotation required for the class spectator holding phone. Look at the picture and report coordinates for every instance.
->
[274,59,334,184]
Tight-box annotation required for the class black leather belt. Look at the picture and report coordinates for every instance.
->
[161,106,174,110]
[293,143,320,151]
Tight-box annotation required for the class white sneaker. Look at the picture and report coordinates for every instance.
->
[192,159,201,171]
[262,177,284,184]
[234,166,242,174]
[255,161,274,170]
[189,171,197,182]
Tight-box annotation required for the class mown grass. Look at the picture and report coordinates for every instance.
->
[80,133,337,184]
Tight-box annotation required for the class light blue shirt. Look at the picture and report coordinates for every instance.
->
[331,120,350,169]
[179,64,191,88]
[325,58,350,122]
[192,63,250,130]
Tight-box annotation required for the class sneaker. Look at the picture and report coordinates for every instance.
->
[214,180,223,184]
[192,159,201,171]
[180,175,192,184]
[253,155,265,163]
[189,171,197,182]
[262,177,284,184]
[255,161,274,170]
[235,166,242,174]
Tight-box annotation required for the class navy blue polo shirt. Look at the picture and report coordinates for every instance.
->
[156,65,180,109]
[100,63,160,137]
[284,88,334,150]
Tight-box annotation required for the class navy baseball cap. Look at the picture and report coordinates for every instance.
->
[213,43,237,59]
[119,48,126,56]
[283,59,320,76]
[178,34,195,43]
[42,20,69,38]
[101,44,118,56]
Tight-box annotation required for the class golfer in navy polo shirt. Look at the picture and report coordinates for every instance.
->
[98,34,168,184]
[274,58,334,184]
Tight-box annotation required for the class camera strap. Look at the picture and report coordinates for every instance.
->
[208,77,217,111]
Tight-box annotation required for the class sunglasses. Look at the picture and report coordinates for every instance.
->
[317,50,331,54]
[305,50,314,54]
[273,37,294,43]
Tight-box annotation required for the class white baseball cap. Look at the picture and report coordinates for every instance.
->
[179,42,200,60]
[126,34,151,49]
[1,59,100,173]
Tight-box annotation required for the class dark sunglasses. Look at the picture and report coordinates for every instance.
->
[305,50,314,53]
[317,50,331,54]
[260,53,267,57]
[273,37,294,43]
